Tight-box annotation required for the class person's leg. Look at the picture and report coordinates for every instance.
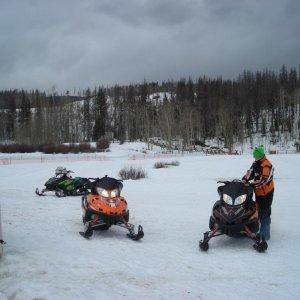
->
[259,208,271,240]
[256,191,273,240]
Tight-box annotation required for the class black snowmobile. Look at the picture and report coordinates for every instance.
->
[35,167,92,197]
[199,180,268,252]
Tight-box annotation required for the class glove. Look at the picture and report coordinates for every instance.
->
[249,181,255,187]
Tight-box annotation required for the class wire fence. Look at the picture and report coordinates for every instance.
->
[128,153,184,160]
[0,154,111,165]
[0,204,3,259]
[268,149,297,155]
[0,148,297,166]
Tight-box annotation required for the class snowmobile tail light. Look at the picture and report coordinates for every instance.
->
[235,194,247,205]
[223,194,233,205]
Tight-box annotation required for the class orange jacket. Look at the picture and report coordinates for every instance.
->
[243,156,274,196]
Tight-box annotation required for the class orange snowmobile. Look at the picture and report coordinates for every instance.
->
[79,175,144,240]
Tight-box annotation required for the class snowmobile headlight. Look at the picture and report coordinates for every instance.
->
[96,187,110,197]
[110,189,119,198]
[101,189,109,197]
[223,194,233,205]
[235,194,247,205]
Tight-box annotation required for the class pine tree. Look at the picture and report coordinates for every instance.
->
[93,87,107,140]
[186,77,194,104]
[83,88,92,141]
[19,90,31,124]
[7,92,16,140]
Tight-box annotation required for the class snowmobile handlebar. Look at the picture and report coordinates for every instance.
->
[87,177,99,181]
[87,177,124,183]
[217,179,250,186]
[217,180,230,184]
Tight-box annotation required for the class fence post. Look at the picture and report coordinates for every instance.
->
[0,204,3,259]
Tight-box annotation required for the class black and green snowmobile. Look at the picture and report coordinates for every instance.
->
[35,167,92,197]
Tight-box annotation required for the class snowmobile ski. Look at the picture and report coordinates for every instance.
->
[35,188,46,196]
[127,225,144,241]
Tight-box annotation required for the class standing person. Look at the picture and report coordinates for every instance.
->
[243,146,274,240]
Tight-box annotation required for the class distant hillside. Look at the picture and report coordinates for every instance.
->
[0,65,300,151]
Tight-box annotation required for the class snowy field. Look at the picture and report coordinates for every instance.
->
[0,143,300,300]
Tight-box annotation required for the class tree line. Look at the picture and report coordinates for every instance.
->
[0,65,300,151]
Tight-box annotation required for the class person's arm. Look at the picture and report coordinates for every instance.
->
[253,164,273,188]
[242,164,254,182]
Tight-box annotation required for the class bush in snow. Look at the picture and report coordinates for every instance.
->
[153,160,180,169]
[43,144,69,154]
[78,142,94,153]
[0,144,39,153]
[0,143,97,154]
[118,166,147,180]
[96,138,110,152]
[154,161,168,169]
[41,144,55,154]
[42,143,95,154]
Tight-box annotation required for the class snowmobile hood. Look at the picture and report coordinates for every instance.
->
[86,194,127,216]
[46,177,58,184]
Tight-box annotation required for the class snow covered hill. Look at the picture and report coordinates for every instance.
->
[0,143,299,299]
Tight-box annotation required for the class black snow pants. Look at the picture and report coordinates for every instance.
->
[255,190,274,240]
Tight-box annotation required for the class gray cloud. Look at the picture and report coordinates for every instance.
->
[90,0,199,26]
[0,0,299,91]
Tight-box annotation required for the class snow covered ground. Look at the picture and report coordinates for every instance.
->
[0,143,300,299]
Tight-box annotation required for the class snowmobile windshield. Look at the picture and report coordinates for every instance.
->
[221,181,252,206]
[46,177,61,184]
[97,176,123,191]
[56,172,72,179]
[55,167,68,175]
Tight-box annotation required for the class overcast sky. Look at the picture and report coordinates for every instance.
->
[0,0,299,92]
